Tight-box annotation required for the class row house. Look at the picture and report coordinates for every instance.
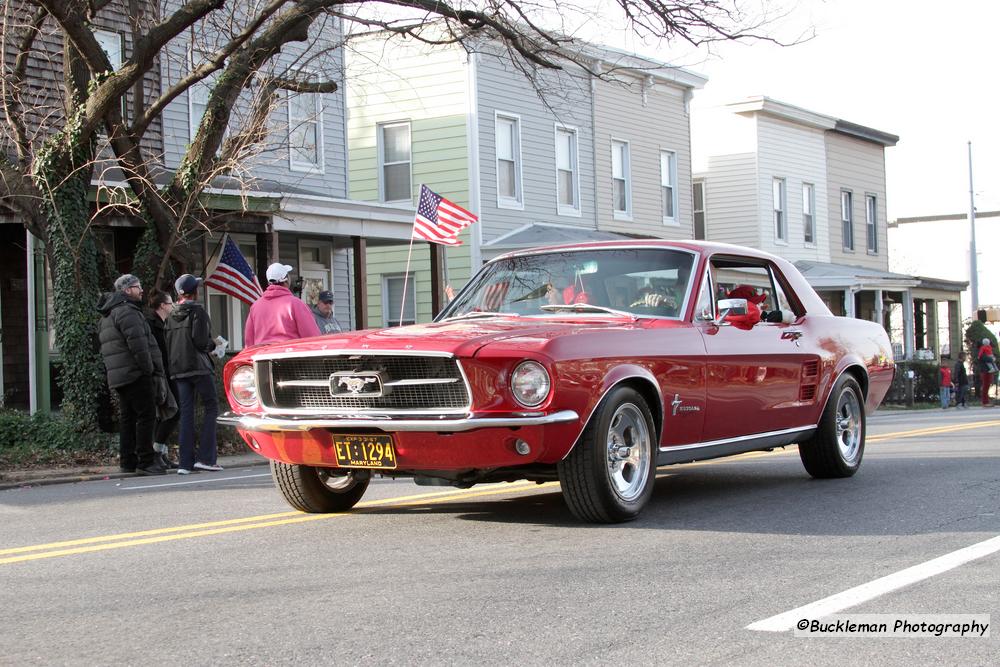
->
[889,210,1000,357]
[692,96,965,360]
[345,30,706,326]
[3,8,418,411]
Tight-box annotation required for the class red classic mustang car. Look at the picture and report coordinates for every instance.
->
[220,241,894,523]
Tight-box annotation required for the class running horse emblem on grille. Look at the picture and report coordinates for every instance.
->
[329,370,384,398]
[339,376,376,394]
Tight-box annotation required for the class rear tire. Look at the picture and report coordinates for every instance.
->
[799,375,865,478]
[558,386,656,523]
[271,461,369,513]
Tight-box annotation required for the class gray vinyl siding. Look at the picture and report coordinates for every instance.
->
[159,9,347,198]
[476,50,596,242]
[755,115,829,260]
[593,75,693,238]
[826,132,889,270]
[701,153,758,247]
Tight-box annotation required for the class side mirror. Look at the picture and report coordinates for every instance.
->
[714,298,748,325]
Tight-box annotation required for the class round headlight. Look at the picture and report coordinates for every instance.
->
[510,361,551,407]
[230,365,258,407]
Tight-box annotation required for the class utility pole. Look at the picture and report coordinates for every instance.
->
[968,141,979,314]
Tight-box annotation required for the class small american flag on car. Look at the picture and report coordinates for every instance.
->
[412,185,478,246]
[205,235,263,305]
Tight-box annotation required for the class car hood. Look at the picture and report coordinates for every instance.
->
[242,316,661,359]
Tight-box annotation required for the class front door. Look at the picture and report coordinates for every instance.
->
[697,258,813,443]
[297,240,332,306]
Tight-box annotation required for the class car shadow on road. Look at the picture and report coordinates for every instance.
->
[358,452,1000,535]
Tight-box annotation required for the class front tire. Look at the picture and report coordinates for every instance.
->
[558,387,657,523]
[271,461,370,513]
[799,375,866,478]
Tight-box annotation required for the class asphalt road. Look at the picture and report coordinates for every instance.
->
[1,408,998,665]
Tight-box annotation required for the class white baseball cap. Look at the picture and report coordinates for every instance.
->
[266,263,294,283]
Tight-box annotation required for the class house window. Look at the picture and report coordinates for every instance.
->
[555,126,579,214]
[841,190,854,250]
[94,30,124,119]
[288,79,324,172]
[384,274,415,327]
[660,150,677,224]
[866,194,878,253]
[187,48,218,141]
[94,29,123,71]
[495,114,522,207]
[612,140,631,218]
[803,183,815,244]
[379,122,411,202]
[693,180,706,240]
[773,178,786,241]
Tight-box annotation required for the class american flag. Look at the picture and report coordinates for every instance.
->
[412,185,478,246]
[205,235,263,305]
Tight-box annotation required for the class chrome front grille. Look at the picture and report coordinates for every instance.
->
[258,354,470,414]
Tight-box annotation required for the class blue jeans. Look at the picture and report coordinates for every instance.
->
[176,374,218,469]
[939,386,952,408]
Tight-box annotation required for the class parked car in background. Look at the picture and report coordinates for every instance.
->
[221,241,894,523]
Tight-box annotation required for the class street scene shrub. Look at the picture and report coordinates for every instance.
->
[0,411,115,467]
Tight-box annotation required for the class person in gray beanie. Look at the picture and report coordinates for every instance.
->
[97,274,167,475]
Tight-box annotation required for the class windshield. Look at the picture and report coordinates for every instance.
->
[439,248,698,320]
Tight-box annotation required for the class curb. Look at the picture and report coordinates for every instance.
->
[0,458,268,491]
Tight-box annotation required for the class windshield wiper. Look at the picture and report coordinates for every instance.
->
[539,304,638,320]
[441,311,519,321]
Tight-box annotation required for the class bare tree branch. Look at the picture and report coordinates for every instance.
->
[131,0,290,138]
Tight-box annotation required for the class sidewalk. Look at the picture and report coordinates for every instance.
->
[0,452,266,491]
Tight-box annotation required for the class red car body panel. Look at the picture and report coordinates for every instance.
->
[221,241,894,480]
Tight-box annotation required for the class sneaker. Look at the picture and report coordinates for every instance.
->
[135,462,167,476]
[177,468,194,475]
[194,462,224,472]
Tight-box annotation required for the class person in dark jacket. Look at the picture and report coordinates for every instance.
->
[146,291,179,468]
[165,274,221,475]
[954,352,971,409]
[97,274,167,475]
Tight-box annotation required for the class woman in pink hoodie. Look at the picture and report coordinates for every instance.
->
[244,263,321,347]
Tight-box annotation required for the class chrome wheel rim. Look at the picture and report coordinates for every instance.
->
[605,403,652,501]
[835,390,862,464]
[317,468,356,492]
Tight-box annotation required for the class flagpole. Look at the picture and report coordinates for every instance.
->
[202,233,227,280]
[399,236,416,326]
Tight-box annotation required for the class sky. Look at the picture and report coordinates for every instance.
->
[578,0,1000,220]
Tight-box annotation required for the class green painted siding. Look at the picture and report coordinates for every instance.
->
[347,34,475,324]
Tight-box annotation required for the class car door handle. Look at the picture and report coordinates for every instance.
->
[781,330,803,346]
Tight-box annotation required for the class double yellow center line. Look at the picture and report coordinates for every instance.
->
[3,419,998,566]
[0,482,558,566]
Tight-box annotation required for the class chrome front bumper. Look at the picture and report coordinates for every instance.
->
[217,410,580,433]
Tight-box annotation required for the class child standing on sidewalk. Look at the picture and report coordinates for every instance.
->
[939,362,953,409]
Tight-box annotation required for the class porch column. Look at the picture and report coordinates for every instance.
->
[844,288,856,318]
[26,231,50,414]
[902,289,914,360]
[948,299,962,357]
[352,236,367,330]
[874,289,884,327]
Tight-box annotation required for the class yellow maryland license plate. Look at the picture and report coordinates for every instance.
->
[331,434,397,469]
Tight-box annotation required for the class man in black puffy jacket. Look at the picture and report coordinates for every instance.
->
[97,274,166,475]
